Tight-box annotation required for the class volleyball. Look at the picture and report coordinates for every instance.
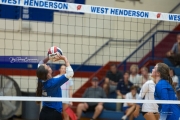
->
[48,46,63,61]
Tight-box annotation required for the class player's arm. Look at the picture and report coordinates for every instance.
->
[56,54,74,79]
[133,104,141,118]
[139,81,148,100]
[64,57,73,79]
[38,57,49,67]
[47,56,74,88]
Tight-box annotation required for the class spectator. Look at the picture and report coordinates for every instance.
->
[176,87,180,100]
[116,71,133,111]
[140,67,152,86]
[103,64,123,95]
[129,64,141,88]
[166,34,180,67]
[76,77,106,120]
[54,64,74,120]
[121,86,139,120]
[169,68,179,89]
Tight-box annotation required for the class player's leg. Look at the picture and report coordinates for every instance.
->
[76,103,88,119]
[143,112,157,120]
[63,103,69,120]
[125,105,136,117]
[39,107,62,120]
[92,103,103,119]
[129,113,134,120]
[121,105,136,120]
[154,113,160,120]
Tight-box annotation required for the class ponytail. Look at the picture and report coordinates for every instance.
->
[36,65,48,104]
[168,75,175,90]
[157,63,175,90]
[36,81,43,104]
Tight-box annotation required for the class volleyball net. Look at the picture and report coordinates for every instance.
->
[0,0,180,119]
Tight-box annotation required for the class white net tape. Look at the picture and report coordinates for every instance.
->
[0,97,180,104]
[0,0,180,22]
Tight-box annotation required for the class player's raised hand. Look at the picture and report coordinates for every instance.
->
[56,52,67,61]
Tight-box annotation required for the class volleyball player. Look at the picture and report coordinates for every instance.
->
[54,64,74,120]
[36,53,74,120]
[133,79,159,120]
[152,63,180,120]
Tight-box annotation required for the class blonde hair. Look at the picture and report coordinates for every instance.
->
[141,66,148,72]
[130,64,139,73]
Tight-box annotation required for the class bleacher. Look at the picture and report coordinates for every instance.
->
[81,91,145,120]
[81,58,180,120]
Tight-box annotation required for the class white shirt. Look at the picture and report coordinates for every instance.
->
[123,92,139,107]
[130,74,142,87]
[172,75,179,88]
[139,80,158,112]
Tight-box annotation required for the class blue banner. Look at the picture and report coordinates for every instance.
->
[0,56,44,63]
[0,0,85,21]
[21,7,54,22]
[0,5,20,19]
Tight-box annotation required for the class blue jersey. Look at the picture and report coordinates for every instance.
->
[42,75,68,113]
[154,79,180,120]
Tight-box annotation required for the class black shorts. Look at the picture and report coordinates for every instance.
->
[83,105,97,113]
[39,107,63,120]
[142,112,158,116]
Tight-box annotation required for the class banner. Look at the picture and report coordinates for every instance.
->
[0,0,180,22]
[0,56,44,63]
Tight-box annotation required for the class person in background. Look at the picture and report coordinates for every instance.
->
[129,64,141,88]
[140,67,152,86]
[116,71,133,111]
[166,34,180,67]
[121,86,139,120]
[153,63,180,120]
[76,77,106,120]
[54,64,74,120]
[103,64,123,95]
[169,68,179,89]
